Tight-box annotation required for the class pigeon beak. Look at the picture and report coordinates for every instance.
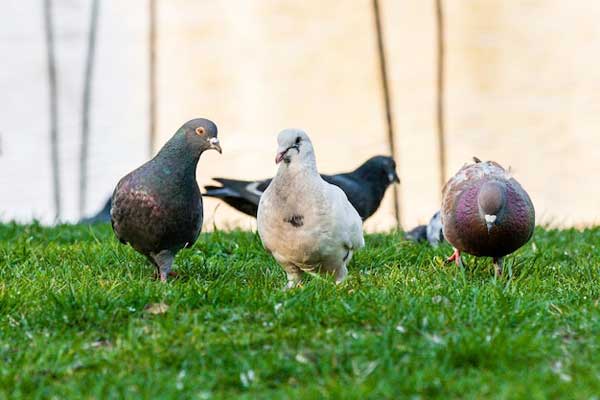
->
[275,145,299,164]
[209,137,222,154]
[485,214,497,233]
[388,172,400,184]
[275,151,285,164]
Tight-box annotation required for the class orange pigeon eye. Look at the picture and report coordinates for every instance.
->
[195,127,205,136]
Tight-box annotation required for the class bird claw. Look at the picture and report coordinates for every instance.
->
[445,249,463,267]
[493,257,503,276]
[283,281,302,291]
[153,270,178,282]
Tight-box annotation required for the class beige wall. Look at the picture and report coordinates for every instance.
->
[156,1,394,231]
[2,0,600,229]
[442,1,600,227]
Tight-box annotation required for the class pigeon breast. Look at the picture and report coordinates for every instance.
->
[258,171,329,268]
[111,156,203,256]
[258,169,363,273]
[441,160,535,258]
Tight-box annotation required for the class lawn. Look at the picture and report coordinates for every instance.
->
[0,223,599,399]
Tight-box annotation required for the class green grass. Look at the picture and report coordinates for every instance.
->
[1,223,599,399]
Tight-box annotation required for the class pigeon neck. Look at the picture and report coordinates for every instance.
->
[276,153,319,180]
[154,133,200,175]
[478,181,505,216]
[354,163,390,195]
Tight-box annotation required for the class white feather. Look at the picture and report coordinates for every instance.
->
[257,129,364,288]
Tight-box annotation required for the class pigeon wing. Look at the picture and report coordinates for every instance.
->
[326,182,365,250]
[323,173,372,220]
[204,178,272,217]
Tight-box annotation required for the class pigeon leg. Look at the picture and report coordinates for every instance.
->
[147,255,178,280]
[284,266,304,290]
[493,257,504,276]
[146,255,160,277]
[334,264,348,285]
[445,248,463,267]
[152,250,175,282]
[334,249,352,284]
[151,270,179,280]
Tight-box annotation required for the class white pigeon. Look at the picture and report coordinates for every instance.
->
[257,129,365,289]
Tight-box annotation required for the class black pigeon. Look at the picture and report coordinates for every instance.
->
[111,118,222,281]
[204,155,400,221]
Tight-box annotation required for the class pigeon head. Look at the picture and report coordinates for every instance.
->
[177,118,221,155]
[478,180,506,233]
[275,129,315,166]
[361,156,400,184]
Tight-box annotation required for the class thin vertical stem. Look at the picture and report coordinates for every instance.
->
[435,0,447,190]
[372,0,402,229]
[148,0,157,157]
[44,0,61,222]
[79,0,100,218]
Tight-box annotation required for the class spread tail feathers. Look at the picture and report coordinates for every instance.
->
[203,185,241,198]
[203,178,269,217]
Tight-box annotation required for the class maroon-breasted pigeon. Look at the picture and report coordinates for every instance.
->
[441,157,535,275]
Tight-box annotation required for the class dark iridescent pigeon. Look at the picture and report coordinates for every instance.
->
[441,157,535,275]
[203,156,400,221]
[111,118,222,281]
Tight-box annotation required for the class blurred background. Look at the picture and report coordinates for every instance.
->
[2,0,600,231]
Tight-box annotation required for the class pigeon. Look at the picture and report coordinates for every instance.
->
[404,224,427,243]
[426,211,444,247]
[257,129,365,289]
[405,211,444,247]
[110,118,222,281]
[441,157,535,275]
[79,197,112,224]
[204,155,399,221]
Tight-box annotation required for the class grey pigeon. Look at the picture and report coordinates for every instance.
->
[204,156,399,221]
[111,118,222,281]
[257,129,365,289]
[441,157,535,275]
[80,198,112,224]
[426,211,444,247]
[404,224,427,243]
[405,211,444,247]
